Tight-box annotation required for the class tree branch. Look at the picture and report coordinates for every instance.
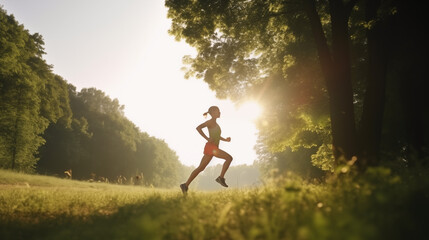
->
[345,0,359,18]
[302,0,333,77]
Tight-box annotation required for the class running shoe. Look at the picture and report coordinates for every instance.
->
[180,183,188,194]
[215,176,228,187]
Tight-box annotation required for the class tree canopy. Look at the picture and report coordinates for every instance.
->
[166,0,428,173]
[0,8,70,171]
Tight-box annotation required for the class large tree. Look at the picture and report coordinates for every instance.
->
[166,0,426,170]
[0,8,71,171]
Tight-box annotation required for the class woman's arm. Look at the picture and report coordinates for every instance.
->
[196,121,210,142]
[220,136,231,142]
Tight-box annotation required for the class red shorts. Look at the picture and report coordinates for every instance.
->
[204,142,219,156]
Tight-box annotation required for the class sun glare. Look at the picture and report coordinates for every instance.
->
[237,101,263,122]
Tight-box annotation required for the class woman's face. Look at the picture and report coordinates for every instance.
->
[211,108,221,118]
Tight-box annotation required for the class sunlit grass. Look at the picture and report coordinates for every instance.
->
[0,167,428,240]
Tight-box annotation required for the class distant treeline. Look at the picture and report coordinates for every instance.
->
[0,7,184,187]
[192,164,261,190]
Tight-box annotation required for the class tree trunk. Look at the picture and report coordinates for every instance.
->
[359,0,387,167]
[396,2,428,164]
[11,89,23,170]
[304,0,358,162]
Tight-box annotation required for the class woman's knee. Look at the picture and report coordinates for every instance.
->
[196,165,206,172]
[196,156,212,172]
[227,155,233,162]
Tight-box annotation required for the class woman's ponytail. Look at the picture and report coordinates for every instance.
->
[203,106,219,118]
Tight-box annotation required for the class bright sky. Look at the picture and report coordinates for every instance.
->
[1,0,262,167]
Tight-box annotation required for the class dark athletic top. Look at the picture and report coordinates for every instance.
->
[208,123,221,146]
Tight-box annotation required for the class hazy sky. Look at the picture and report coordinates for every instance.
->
[1,0,262,167]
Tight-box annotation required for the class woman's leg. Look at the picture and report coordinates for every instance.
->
[215,149,233,178]
[185,155,213,187]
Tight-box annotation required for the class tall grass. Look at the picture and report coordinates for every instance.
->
[0,166,428,240]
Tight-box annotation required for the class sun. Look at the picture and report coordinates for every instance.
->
[236,101,263,122]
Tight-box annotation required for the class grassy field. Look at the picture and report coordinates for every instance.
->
[0,167,428,240]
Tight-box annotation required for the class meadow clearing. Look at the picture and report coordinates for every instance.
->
[0,167,427,240]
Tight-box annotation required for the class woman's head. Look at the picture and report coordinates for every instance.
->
[203,106,220,118]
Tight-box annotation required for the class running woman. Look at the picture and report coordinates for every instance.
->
[180,106,233,194]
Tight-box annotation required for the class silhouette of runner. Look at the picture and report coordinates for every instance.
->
[180,106,233,194]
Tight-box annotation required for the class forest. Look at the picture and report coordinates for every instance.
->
[1,0,429,239]
[0,6,185,187]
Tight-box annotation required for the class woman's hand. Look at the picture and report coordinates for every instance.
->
[219,137,230,142]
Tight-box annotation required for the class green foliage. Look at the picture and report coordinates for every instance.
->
[166,0,429,173]
[1,165,428,239]
[311,143,335,172]
[255,139,324,180]
[144,136,183,187]
[36,86,183,187]
[165,0,336,172]
[0,6,184,187]
[0,8,70,171]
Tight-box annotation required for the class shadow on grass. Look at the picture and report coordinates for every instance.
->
[1,194,195,240]
[2,167,429,240]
